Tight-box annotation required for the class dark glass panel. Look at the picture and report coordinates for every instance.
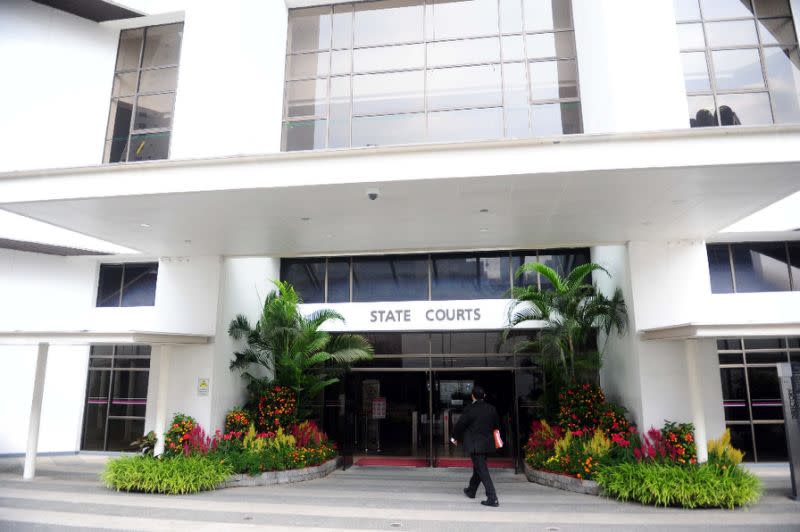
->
[89,358,113,368]
[105,138,130,164]
[112,72,138,97]
[531,102,583,136]
[432,332,493,354]
[731,243,791,292]
[361,332,429,355]
[97,264,124,307]
[720,368,750,420]
[282,120,327,151]
[106,98,134,141]
[747,366,784,420]
[281,259,325,303]
[754,0,792,17]
[128,132,171,161]
[431,355,514,368]
[744,338,786,349]
[707,245,734,293]
[513,252,539,288]
[81,403,108,450]
[288,6,332,53]
[91,345,115,357]
[753,424,788,460]
[759,18,798,45]
[746,351,788,363]
[113,358,151,369]
[139,67,179,93]
[86,370,111,402]
[115,28,144,71]
[115,345,151,357]
[727,424,755,461]
[106,418,145,452]
[790,243,800,290]
[689,96,720,127]
[790,337,800,348]
[538,249,590,291]
[120,263,158,307]
[354,356,429,368]
[142,23,183,67]
[431,253,511,300]
[352,255,428,302]
[717,338,742,350]
[134,93,175,131]
[110,371,150,417]
[327,258,350,303]
[719,352,744,364]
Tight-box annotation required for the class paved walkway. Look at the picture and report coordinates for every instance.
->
[0,455,797,531]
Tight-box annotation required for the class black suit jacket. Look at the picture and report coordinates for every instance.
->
[453,400,500,455]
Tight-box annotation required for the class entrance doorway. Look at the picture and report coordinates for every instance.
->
[344,370,515,468]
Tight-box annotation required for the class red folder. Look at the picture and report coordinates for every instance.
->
[493,429,504,449]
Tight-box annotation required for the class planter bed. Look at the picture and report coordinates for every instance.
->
[524,462,599,496]
[220,457,341,488]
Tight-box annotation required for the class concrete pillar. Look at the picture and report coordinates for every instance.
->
[152,344,171,456]
[686,340,708,463]
[23,342,49,480]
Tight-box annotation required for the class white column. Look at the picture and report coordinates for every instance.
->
[152,344,171,456]
[23,342,49,480]
[686,340,708,463]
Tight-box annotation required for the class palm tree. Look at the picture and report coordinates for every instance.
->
[505,262,627,383]
[228,280,373,418]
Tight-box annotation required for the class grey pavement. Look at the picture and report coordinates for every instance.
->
[0,455,798,531]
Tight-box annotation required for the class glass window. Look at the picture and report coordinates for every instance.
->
[753,424,788,461]
[717,92,773,125]
[526,31,577,59]
[744,338,786,349]
[754,0,792,17]
[707,244,734,293]
[432,0,499,39]
[712,49,765,91]
[531,101,582,135]
[789,242,800,289]
[523,0,574,32]
[351,113,426,147]
[427,38,501,68]
[353,70,425,115]
[281,259,325,303]
[731,242,791,292]
[539,249,591,290]
[331,50,352,75]
[758,18,798,45]
[120,263,158,307]
[529,60,578,101]
[128,132,170,161]
[719,352,745,364]
[282,119,327,151]
[512,252,540,288]
[689,95,720,126]
[718,338,743,350]
[286,52,330,80]
[727,424,755,461]
[503,62,531,137]
[682,52,712,92]
[500,0,524,33]
[502,35,526,62]
[286,79,328,118]
[677,23,706,50]
[763,47,800,124]
[431,253,511,300]
[353,0,424,47]
[427,64,503,110]
[700,0,754,20]
[327,258,351,302]
[329,77,351,148]
[106,418,146,452]
[141,24,183,67]
[104,24,181,163]
[352,255,429,302]
[705,20,759,47]
[288,7,332,53]
[720,367,750,420]
[332,4,353,49]
[428,107,505,143]
[353,44,425,73]
[674,0,702,22]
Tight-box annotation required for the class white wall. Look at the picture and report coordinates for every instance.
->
[209,257,280,431]
[169,1,289,158]
[0,0,119,172]
[573,0,688,134]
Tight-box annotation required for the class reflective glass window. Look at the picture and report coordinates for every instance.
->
[705,20,759,47]
[353,0,424,47]
[529,60,578,101]
[716,92,773,125]
[682,52,712,92]
[677,23,706,50]
[352,113,426,147]
[531,102,582,135]
[790,242,800,289]
[427,65,503,110]
[282,119,327,151]
[288,7,332,53]
[128,132,170,161]
[286,79,328,118]
[538,249,590,291]
[431,253,511,300]
[332,4,353,49]
[352,255,429,302]
[523,0,574,31]
[712,49,765,91]
[327,258,351,303]
[134,93,175,130]
[427,38,501,68]
[674,0,702,22]
[754,0,792,17]
[142,24,183,67]
[720,367,749,420]
[500,0,524,33]
[286,52,330,80]
[753,424,788,461]
[138,67,178,93]
[353,71,425,115]
[112,72,138,97]
[116,28,144,71]
[731,242,791,292]
[758,18,798,45]
[748,366,783,420]
[97,264,124,307]
[526,32,577,59]
[428,107,505,143]
[688,95,720,127]
[353,44,425,73]
[120,263,158,307]
[700,0,754,19]
[727,424,755,461]
[432,0,499,40]
[281,259,325,303]
[707,244,734,293]
[502,35,526,62]
[763,47,800,124]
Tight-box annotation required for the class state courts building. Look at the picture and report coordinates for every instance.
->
[1,0,799,472]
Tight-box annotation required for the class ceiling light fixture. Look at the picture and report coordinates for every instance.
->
[480,209,489,213]
[139,223,151,228]
[301,217,311,221]
[479,228,489,232]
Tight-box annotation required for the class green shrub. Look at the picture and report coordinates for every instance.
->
[102,455,232,495]
[595,461,761,509]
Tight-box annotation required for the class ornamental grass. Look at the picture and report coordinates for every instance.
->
[102,455,232,495]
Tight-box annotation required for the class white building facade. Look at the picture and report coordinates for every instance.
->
[1,0,799,471]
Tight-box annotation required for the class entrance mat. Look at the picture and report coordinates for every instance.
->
[354,457,429,467]
[436,458,514,469]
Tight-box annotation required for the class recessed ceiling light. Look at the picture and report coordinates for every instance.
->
[139,223,151,228]
[326,233,334,238]
[184,239,192,244]
[301,217,311,221]
[480,209,489,213]
[479,228,489,232]
[642,221,652,226]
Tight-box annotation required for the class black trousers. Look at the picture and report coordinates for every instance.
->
[467,453,497,500]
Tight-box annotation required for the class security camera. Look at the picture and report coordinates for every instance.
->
[367,188,380,201]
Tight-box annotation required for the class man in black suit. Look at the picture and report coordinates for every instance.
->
[452,385,500,507]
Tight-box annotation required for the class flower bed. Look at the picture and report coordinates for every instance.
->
[221,457,341,488]
[523,383,761,509]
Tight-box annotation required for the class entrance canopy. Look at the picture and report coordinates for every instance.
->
[0,330,212,480]
[641,322,800,341]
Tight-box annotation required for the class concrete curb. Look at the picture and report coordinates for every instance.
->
[524,462,600,496]
[219,457,341,488]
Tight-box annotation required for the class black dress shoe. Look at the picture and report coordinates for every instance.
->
[481,499,499,507]
[463,488,476,499]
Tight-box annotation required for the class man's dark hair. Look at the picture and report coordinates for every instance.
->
[472,385,486,400]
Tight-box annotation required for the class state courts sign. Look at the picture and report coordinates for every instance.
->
[299,299,543,332]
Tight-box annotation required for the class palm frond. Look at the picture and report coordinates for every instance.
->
[228,314,252,340]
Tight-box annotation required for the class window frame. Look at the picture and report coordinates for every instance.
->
[96,262,159,308]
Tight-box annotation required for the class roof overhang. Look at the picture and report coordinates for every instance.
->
[33,0,143,22]
[641,323,800,341]
[0,331,211,346]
